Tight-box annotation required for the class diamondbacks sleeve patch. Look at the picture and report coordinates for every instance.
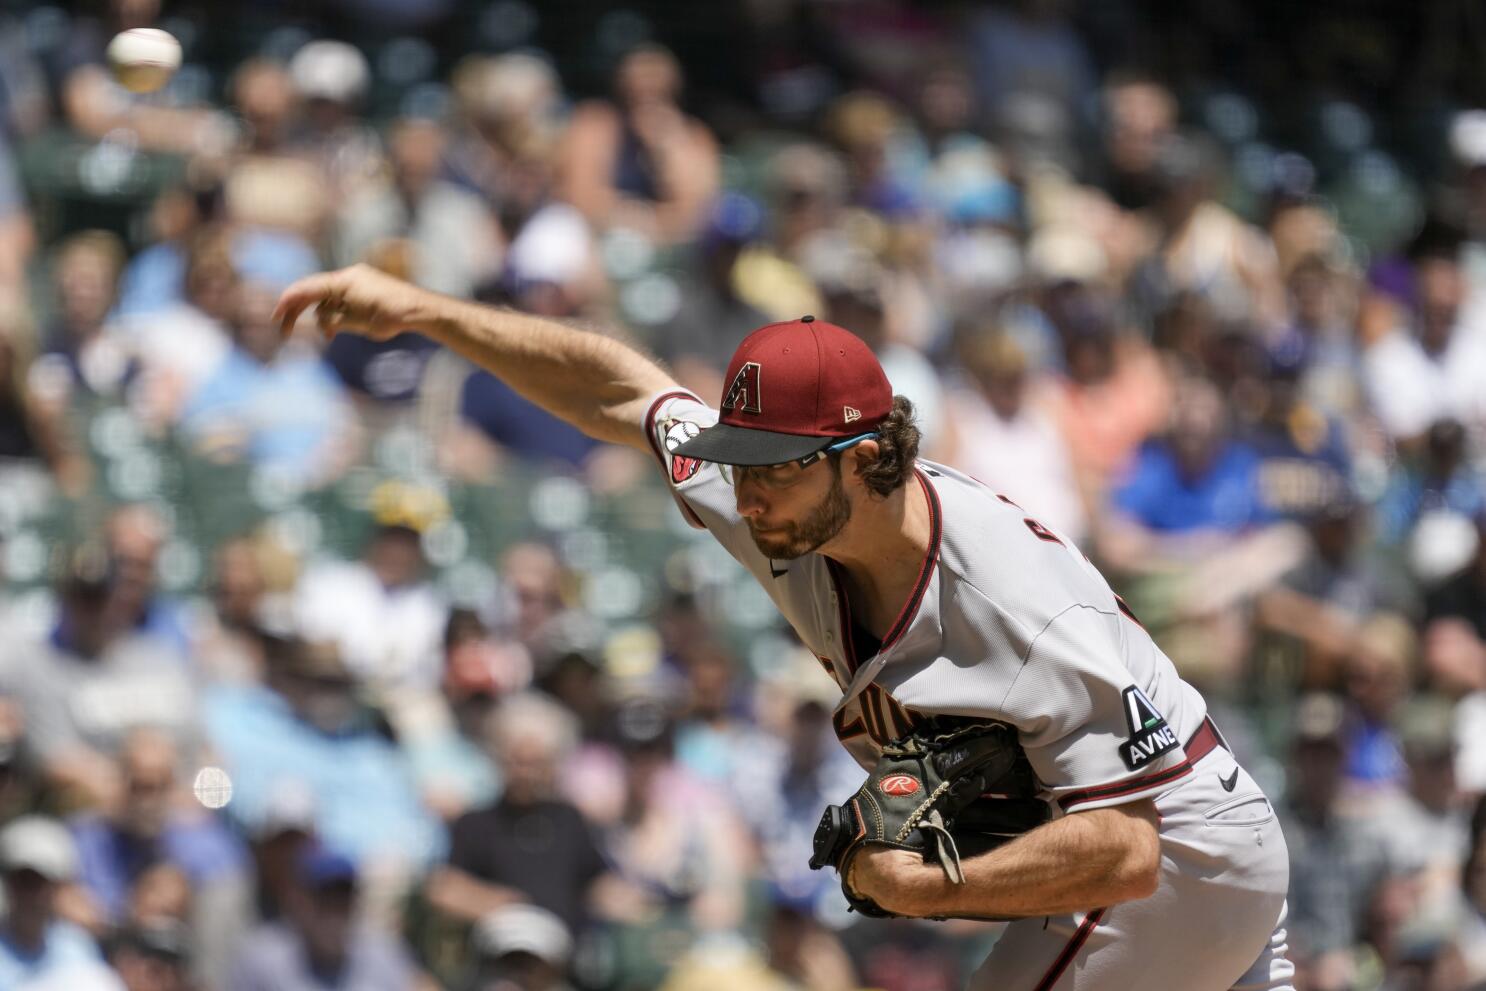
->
[1118,685,1179,771]
[662,417,703,483]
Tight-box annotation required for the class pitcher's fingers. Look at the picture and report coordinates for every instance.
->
[274,273,337,336]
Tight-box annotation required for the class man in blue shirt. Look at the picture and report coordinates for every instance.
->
[0,816,120,990]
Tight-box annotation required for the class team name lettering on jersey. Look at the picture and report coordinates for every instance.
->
[833,684,918,745]
[1118,685,1180,770]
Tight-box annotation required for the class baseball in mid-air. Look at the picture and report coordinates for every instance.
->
[106,27,181,94]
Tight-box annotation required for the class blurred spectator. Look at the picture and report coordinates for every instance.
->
[68,729,250,987]
[222,59,327,240]
[1108,377,1267,539]
[1371,698,1470,942]
[103,504,189,653]
[495,543,575,660]
[286,40,381,206]
[1340,613,1416,788]
[114,228,238,428]
[1046,317,1171,492]
[0,698,35,823]
[227,844,415,991]
[113,186,207,318]
[108,921,194,991]
[1098,72,1178,212]
[966,0,1095,142]
[33,231,134,403]
[0,304,79,487]
[1246,339,1352,523]
[244,782,317,925]
[672,645,768,787]
[294,521,446,691]
[204,637,443,874]
[1253,494,1389,689]
[466,903,575,991]
[761,143,848,273]
[0,129,35,307]
[1127,133,1286,332]
[941,326,1087,540]
[582,704,750,987]
[1423,522,1486,802]
[1460,798,1486,983]
[6,546,196,810]
[179,278,358,486]
[446,52,561,196]
[1276,254,1361,420]
[1361,225,1486,444]
[192,537,274,686]
[650,193,774,385]
[810,245,946,449]
[1376,418,1486,548]
[557,45,719,244]
[823,91,919,216]
[401,609,528,821]
[760,903,859,991]
[1103,378,1305,686]
[334,117,501,299]
[731,696,861,918]
[425,692,605,936]
[1281,694,1393,991]
[0,815,121,990]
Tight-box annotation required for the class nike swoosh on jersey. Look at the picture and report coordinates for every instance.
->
[1220,768,1239,792]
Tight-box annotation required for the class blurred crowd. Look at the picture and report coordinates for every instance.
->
[1,0,1486,989]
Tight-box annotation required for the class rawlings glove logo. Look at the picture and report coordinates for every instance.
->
[880,774,920,797]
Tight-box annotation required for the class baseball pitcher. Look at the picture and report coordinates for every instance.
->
[276,266,1294,990]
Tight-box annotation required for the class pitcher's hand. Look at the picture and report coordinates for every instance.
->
[274,263,434,342]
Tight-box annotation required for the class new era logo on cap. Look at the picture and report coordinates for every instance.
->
[671,316,893,466]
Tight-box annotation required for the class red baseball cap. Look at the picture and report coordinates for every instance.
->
[672,316,892,466]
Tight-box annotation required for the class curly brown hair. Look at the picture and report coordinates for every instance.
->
[833,394,920,497]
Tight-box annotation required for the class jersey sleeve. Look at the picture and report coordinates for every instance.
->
[640,389,771,574]
[1000,605,1192,814]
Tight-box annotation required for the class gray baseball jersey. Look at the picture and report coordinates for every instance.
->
[645,389,1295,989]
[646,389,1202,814]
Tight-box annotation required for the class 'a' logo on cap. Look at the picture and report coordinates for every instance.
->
[723,362,762,414]
[843,406,861,423]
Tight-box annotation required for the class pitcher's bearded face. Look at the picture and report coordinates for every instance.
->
[743,462,852,560]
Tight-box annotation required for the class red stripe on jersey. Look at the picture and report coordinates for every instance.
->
[1114,594,1145,630]
[827,469,942,674]
[1032,907,1106,991]
[878,470,942,653]
[1056,760,1193,812]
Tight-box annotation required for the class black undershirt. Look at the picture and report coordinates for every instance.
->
[851,619,883,663]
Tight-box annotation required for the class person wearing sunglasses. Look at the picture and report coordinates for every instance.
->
[275,264,1294,991]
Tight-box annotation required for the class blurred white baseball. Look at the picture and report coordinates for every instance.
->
[192,765,234,810]
[106,28,181,94]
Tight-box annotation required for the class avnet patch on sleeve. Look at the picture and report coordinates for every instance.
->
[1118,685,1180,771]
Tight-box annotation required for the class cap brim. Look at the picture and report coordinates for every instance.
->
[672,423,833,466]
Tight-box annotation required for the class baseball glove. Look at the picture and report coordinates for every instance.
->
[808,719,1049,919]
